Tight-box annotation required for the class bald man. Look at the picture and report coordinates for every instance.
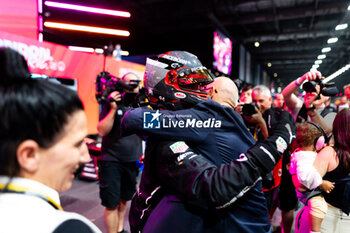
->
[209,76,239,108]
[121,76,284,232]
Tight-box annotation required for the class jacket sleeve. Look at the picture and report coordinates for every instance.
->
[155,111,296,208]
[120,107,209,142]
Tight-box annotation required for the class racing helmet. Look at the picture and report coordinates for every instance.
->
[144,51,215,109]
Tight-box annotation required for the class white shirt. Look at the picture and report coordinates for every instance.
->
[289,150,322,190]
[0,176,101,233]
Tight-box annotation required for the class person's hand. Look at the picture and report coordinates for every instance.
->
[243,108,263,125]
[234,103,244,115]
[299,70,323,83]
[319,180,335,194]
[108,91,121,109]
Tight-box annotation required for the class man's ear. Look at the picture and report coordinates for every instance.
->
[16,140,40,173]
[209,87,215,99]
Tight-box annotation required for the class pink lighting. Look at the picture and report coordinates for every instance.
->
[38,15,43,31]
[44,1,131,18]
[44,22,130,37]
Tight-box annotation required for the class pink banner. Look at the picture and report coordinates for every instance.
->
[0,31,145,134]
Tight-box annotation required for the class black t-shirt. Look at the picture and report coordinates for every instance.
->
[99,103,142,162]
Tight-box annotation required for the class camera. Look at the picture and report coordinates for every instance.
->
[302,77,338,96]
[242,103,258,116]
[95,72,140,106]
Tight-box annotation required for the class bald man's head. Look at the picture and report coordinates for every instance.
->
[209,76,238,108]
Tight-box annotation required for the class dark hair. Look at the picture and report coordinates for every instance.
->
[240,84,253,94]
[0,78,84,177]
[332,108,350,173]
[0,48,31,81]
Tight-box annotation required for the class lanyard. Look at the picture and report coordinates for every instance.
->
[0,183,63,210]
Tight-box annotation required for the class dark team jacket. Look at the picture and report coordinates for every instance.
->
[121,100,296,233]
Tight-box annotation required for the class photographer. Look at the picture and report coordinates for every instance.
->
[281,71,336,135]
[280,71,337,233]
[97,72,142,233]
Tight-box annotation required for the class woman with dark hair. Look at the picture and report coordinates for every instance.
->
[295,108,350,233]
[0,47,31,80]
[0,77,101,233]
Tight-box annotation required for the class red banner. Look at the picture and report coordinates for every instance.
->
[0,31,145,134]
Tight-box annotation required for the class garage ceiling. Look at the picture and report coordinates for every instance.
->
[42,0,350,90]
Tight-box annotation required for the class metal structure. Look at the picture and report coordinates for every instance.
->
[42,0,350,89]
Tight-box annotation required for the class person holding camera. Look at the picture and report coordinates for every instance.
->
[248,86,283,214]
[279,71,338,233]
[97,73,142,233]
[238,85,296,233]
[281,70,336,135]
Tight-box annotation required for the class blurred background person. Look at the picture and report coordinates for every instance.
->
[344,84,350,101]
[338,95,349,112]
[97,72,142,233]
[240,84,253,104]
[273,93,285,110]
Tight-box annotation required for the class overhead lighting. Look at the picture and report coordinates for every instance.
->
[38,0,43,14]
[321,47,331,53]
[317,54,326,60]
[327,37,338,44]
[315,60,322,64]
[311,64,319,70]
[267,62,272,67]
[120,50,129,56]
[254,41,260,47]
[68,46,95,53]
[348,4,350,10]
[38,32,43,42]
[113,50,129,56]
[94,48,104,54]
[324,63,350,83]
[44,22,130,37]
[273,73,278,77]
[44,1,131,18]
[335,23,348,31]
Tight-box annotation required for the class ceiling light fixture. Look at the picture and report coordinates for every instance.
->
[44,22,130,37]
[327,37,338,44]
[317,54,326,59]
[44,1,131,17]
[321,47,331,53]
[335,23,348,30]
[68,46,95,53]
[273,73,277,77]
[324,63,350,83]
[311,64,319,70]
[38,0,43,14]
[315,60,322,64]
[95,48,104,54]
[267,62,272,67]
[120,51,129,56]
[254,41,260,47]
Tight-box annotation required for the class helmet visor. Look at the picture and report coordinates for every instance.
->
[177,68,214,92]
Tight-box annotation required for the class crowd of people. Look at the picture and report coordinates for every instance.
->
[0,47,349,233]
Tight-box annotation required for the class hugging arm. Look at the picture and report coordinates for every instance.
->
[155,111,296,208]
